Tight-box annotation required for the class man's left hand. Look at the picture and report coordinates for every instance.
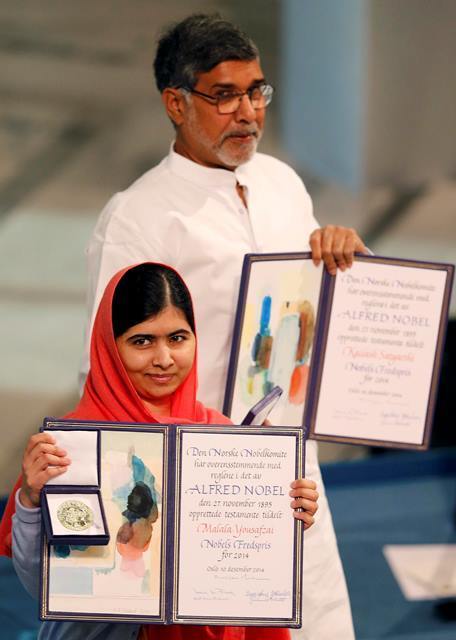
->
[309,225,368,276]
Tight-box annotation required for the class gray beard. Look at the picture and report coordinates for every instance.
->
[186,102,262,168]
[216,132,262,167]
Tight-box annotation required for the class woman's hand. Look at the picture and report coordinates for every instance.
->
[289,478,319,530]
[20,433,71,508]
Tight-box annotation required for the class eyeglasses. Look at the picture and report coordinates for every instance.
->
[182,83,274,114]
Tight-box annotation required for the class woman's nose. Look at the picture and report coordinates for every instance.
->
[152,344,173,368]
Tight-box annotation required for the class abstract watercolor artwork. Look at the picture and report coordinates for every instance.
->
[225,254,323,427]
[47,428,165,617]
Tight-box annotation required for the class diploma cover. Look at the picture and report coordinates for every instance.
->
[224,253,454,449]
[40,419,305,627]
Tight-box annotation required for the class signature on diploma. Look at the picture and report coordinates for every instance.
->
[193,587,235,601]
[245,589,291,603]
[333,407,366,421]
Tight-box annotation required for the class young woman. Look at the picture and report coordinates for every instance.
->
[0,263,318,640]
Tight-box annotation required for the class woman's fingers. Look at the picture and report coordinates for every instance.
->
[20,461,69,508]
[24,432,57,457]
[289,480,319,506]
[25,450,71,485]
[289,478,319,530]
[20,432,71,508]
[289,487,319,502]
[26,442,68,465]
[26,449,71,470]
[290,478,316,489]
[36,464,69,484]
[293,508,316,529]
[27,463,69,490]
[23,435,68,472]
[290,496,319,514]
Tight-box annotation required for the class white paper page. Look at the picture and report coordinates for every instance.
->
[384,544,456,599]
[314,262,447,444]
[176,431,298,621]
[47,429,164,618]
[46,430,98,485]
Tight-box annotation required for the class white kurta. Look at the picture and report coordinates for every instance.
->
[83,147,355,639]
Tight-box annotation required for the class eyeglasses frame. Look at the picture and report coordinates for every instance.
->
[181,83,274,114]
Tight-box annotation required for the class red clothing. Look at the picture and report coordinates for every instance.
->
[0,262,290,640]
[141,627,289,640]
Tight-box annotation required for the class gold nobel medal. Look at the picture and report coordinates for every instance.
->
[57,499,94,531]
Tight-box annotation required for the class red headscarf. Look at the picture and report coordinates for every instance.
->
[0,263,289,640]
[67,262,229,425]
[0,263,229,556]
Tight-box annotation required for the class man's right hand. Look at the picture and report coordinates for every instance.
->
[20,433,71,508]
[309,225,368,276]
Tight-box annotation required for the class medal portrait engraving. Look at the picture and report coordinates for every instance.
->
[57,499,94,531]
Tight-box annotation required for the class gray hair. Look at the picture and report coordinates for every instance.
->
[154,13,259,92]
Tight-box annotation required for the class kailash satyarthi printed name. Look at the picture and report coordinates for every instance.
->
[313,260,448,444]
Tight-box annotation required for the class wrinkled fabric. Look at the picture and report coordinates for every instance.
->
[81,147,355,640]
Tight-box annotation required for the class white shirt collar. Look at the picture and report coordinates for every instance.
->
[166,143,253,189]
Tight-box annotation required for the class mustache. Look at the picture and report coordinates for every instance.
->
[222,128,259,141]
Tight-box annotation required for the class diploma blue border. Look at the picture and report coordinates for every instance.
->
[223,251,454,450]
[172,426,304,627]
[40,419,169,625]
[307,253,454,449]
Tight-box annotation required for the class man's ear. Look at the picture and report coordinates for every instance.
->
[162,88,186,126]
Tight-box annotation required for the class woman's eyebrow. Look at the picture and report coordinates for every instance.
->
[127,329,191,341]
[168,329,192,337]
[126,333,154,342]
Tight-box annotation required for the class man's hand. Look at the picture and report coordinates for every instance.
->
[309,225,368,276]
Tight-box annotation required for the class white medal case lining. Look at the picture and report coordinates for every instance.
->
[45,430,98,486]
[46,492,104,536]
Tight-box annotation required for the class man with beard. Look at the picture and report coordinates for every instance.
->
[83,14,365,639]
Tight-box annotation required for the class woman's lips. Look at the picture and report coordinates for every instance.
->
[146,374,174,384]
